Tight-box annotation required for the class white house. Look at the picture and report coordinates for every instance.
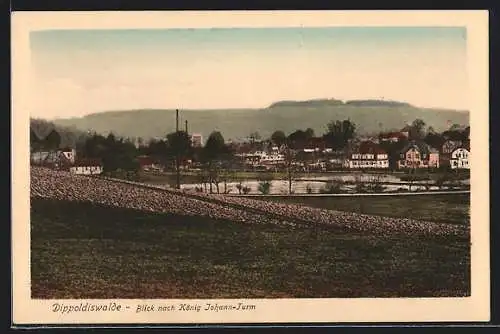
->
[344,141,389,169]
[69,159,103,175]
[60,148,76,164]
[450,147,470,169]
[260,153,285,164]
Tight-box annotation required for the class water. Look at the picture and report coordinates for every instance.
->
[179,179,451,194]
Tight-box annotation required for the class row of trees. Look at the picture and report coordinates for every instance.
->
[266,119,356,150]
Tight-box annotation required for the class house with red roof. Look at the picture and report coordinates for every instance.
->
[398,141,440,169]
[379,131,408,143]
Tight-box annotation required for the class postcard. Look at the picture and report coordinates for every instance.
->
[12,10,490,325]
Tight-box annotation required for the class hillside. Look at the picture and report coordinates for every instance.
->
[30,118,89,149]
[51,99,469,142]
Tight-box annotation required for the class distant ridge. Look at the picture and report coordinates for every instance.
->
[51,98,469,142]
[345,100,413,107]
[269,98,344,108]
[269,98,413,108]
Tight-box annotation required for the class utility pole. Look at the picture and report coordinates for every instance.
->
[176,109,181,189]
[185,120,188,134]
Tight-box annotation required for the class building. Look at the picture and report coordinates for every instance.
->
[439,140,463,168]
[69,159,104,175]
[450,147,470,169]
[326,150,347,170]
[344,141,389,169]
[60,148,76,164]
[450,142,470,169]
[442,140,463,154]
[292,137,332,153]
[136,155,164,172]
[379,131,408,143]
[398,141,440,169]
[190,134,203,148]
[400,125,412,138]
[30,148,75,168]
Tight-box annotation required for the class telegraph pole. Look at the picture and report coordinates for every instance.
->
[176,109,179,132]
[175,109,181,189]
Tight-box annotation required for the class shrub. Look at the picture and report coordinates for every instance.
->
[369,183,385,193]
[321,180,343,194]
[306,183,314,194]
[258,181,272,195]
[242,186,251,194]
[400,174,430,182]
[355,183,368,193]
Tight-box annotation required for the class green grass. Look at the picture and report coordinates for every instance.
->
[256,194,470,225]
[31,198,470,299]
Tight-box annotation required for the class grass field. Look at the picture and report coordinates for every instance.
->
[257,194,470,225]
[31,197,470,299]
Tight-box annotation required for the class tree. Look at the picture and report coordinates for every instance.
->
[287,129,308,148]
[409,119,426,140]
[270,130,286,146]
[166,131,192,158]
[323,119,356,150]
[30,128,40,152]
[464,126,470,140]
[249,131,261,144]
[166,130,192,189]
[202,131,228,193]
[449,123,463,131]
[81,133,139,177]
[424,131,445,151]
[44,129,62,151]
[305,128,315,140]
[283,143,296,195]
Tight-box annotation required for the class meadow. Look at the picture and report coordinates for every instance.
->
[31,196,470,299]
[256,194,470,225]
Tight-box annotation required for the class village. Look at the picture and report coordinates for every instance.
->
[30,118,470,196]
[30,122,470,173]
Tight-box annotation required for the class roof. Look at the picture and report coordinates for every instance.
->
[351,141,387,155]
[400,141,438,155]
[464,140,471,151]
[379,131,407,139]
[294,137,329,150]
[137,155,155,166]
[60,147,75,152]
[400,125,412,132]
[452,140,470,152]
[72,158,103,167]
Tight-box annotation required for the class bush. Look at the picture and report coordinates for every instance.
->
[400,174,430,182]
[258,181,272,195]
[306,183,314,194]
[321,181,343,194]
[369,183,385,193]
[242,186,251,194]
[355,183,368,193]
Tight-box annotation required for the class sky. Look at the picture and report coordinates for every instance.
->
[29,27,467,119]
